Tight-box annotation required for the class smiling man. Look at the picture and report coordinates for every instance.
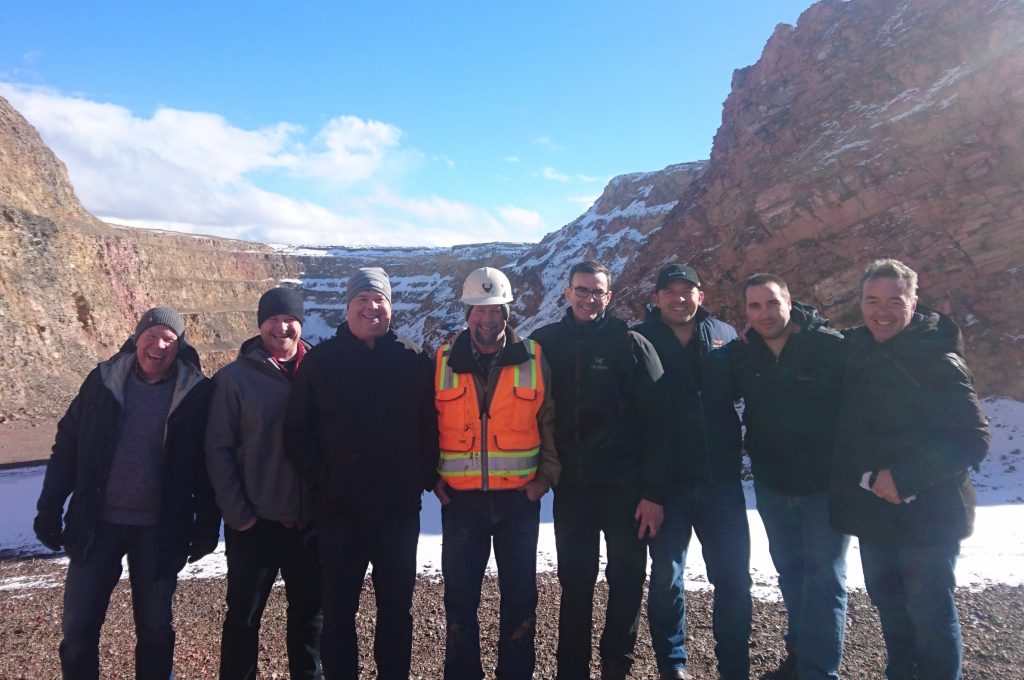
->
[284,267,438,680]
[633,264,751,680]
[831,258,989,680]
[433,267,559,680]
[205,287,322,679]
[34,305,219,680]
[531,260,670,680]
[726,273,848,680]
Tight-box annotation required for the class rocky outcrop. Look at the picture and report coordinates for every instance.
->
[611,0,1024,398]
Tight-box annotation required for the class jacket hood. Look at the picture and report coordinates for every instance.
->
[790,300,830,331]
[446,326,530,373]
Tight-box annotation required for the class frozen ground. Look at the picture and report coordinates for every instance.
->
[3,397,1022,596]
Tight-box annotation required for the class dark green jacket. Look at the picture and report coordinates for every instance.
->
[530,308,671,502]
[830,305,989,544]
[726,302,844,495]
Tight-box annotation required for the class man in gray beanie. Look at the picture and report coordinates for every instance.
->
[285,267,438,679]
[34,305,219,679]
[206,286,323,678]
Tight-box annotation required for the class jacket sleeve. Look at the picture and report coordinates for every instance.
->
[36,370,100,519]
[534,351,560,489]
[629,331,673,504]
[418,349,441,491]
[189,380,221,552]
[283,352,324,489]
[204,369,255,530]
[890,353,990,497]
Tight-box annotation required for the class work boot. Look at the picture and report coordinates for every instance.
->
[761,653,797,680]
[600,659,630,680]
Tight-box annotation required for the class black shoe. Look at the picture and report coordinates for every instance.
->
[600,660,630,680]
[659,670,692,680]
[761,654,798,680]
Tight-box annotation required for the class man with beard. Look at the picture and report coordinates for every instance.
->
[206,286,323,679]
[284,267,439,679]
[34,305,219,680]
[725,273,848,680]
[434,266,559,680]
[830,259,989,680]
[632,264,751,680]
[531,260,670,680]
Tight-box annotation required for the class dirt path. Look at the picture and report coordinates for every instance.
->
[0,420,57,467]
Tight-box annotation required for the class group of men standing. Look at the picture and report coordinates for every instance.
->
[34,254,988,680]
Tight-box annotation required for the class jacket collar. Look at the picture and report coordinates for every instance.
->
[447,326,530,373]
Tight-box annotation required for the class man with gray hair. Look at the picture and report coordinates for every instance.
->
[285,267,439,679]
[34,305,219,679]
[830,258,989,680]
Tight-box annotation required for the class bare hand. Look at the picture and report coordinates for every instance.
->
[522,479,548,502]
[871,469,903,504]
[237,517,258,531]
[434,479,451,506]
[634,499,664,539]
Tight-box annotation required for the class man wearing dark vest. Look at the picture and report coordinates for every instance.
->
[434,266,559,680]
[34,305,219,680]
[633,264,751,680]
[206,286,323,679]
[532,260,671,680]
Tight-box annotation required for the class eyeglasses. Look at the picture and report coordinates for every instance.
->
[572,286,609,300]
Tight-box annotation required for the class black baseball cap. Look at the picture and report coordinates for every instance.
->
[655,264,701,290]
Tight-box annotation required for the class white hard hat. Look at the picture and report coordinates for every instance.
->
[461,267,514,306]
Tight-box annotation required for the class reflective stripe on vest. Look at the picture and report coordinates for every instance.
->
[436,339,544,490]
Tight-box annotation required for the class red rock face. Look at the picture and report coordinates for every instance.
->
[612,0,1024,398]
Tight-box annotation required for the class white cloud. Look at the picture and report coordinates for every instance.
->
[534,135,558,150]
[503,155,520,163]
[568,194,601,208]
[0,83,549,246]
[540,166,570,182]
[575,173,602,183]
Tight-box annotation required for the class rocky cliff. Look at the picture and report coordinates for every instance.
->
[3,0,1023,424]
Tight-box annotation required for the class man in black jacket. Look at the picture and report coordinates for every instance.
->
[633,264,751,680]
[726,274,848,680]
[284,267,439,680]
[34,305,219,680]
[530,260,670,680]
[831,259,989,680]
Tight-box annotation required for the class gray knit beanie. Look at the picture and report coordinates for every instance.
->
[258,287,304,326]
[135,305,186,341]
[347,267,392,303]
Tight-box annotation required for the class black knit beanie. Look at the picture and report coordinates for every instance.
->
[135,306,186,341]
[258,287,305,326]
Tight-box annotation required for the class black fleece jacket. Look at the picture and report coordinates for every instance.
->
[530,308,672,502]
[725,302,845,495]
[284,322,439,519]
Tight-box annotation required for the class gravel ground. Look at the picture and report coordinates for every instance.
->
[1,558,1021,679]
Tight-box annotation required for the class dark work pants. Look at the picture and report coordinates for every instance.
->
[553,485,646,680]
[441,489,541,680]
[60,522,178,680]
[318,510,420,680]
[220,519,323,679]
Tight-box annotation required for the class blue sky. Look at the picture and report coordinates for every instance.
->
[1,1,814,246]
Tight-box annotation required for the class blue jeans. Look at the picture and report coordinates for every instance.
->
[553,485,647,679]
[60,522,178,680]
[441,489,540,680]
[647,479,751,680]
[860,539,962,680]
[221,519,323,679]
[317,510,419,680]
[755,481,849,680]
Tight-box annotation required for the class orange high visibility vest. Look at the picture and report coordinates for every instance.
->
[435,339,544,491]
